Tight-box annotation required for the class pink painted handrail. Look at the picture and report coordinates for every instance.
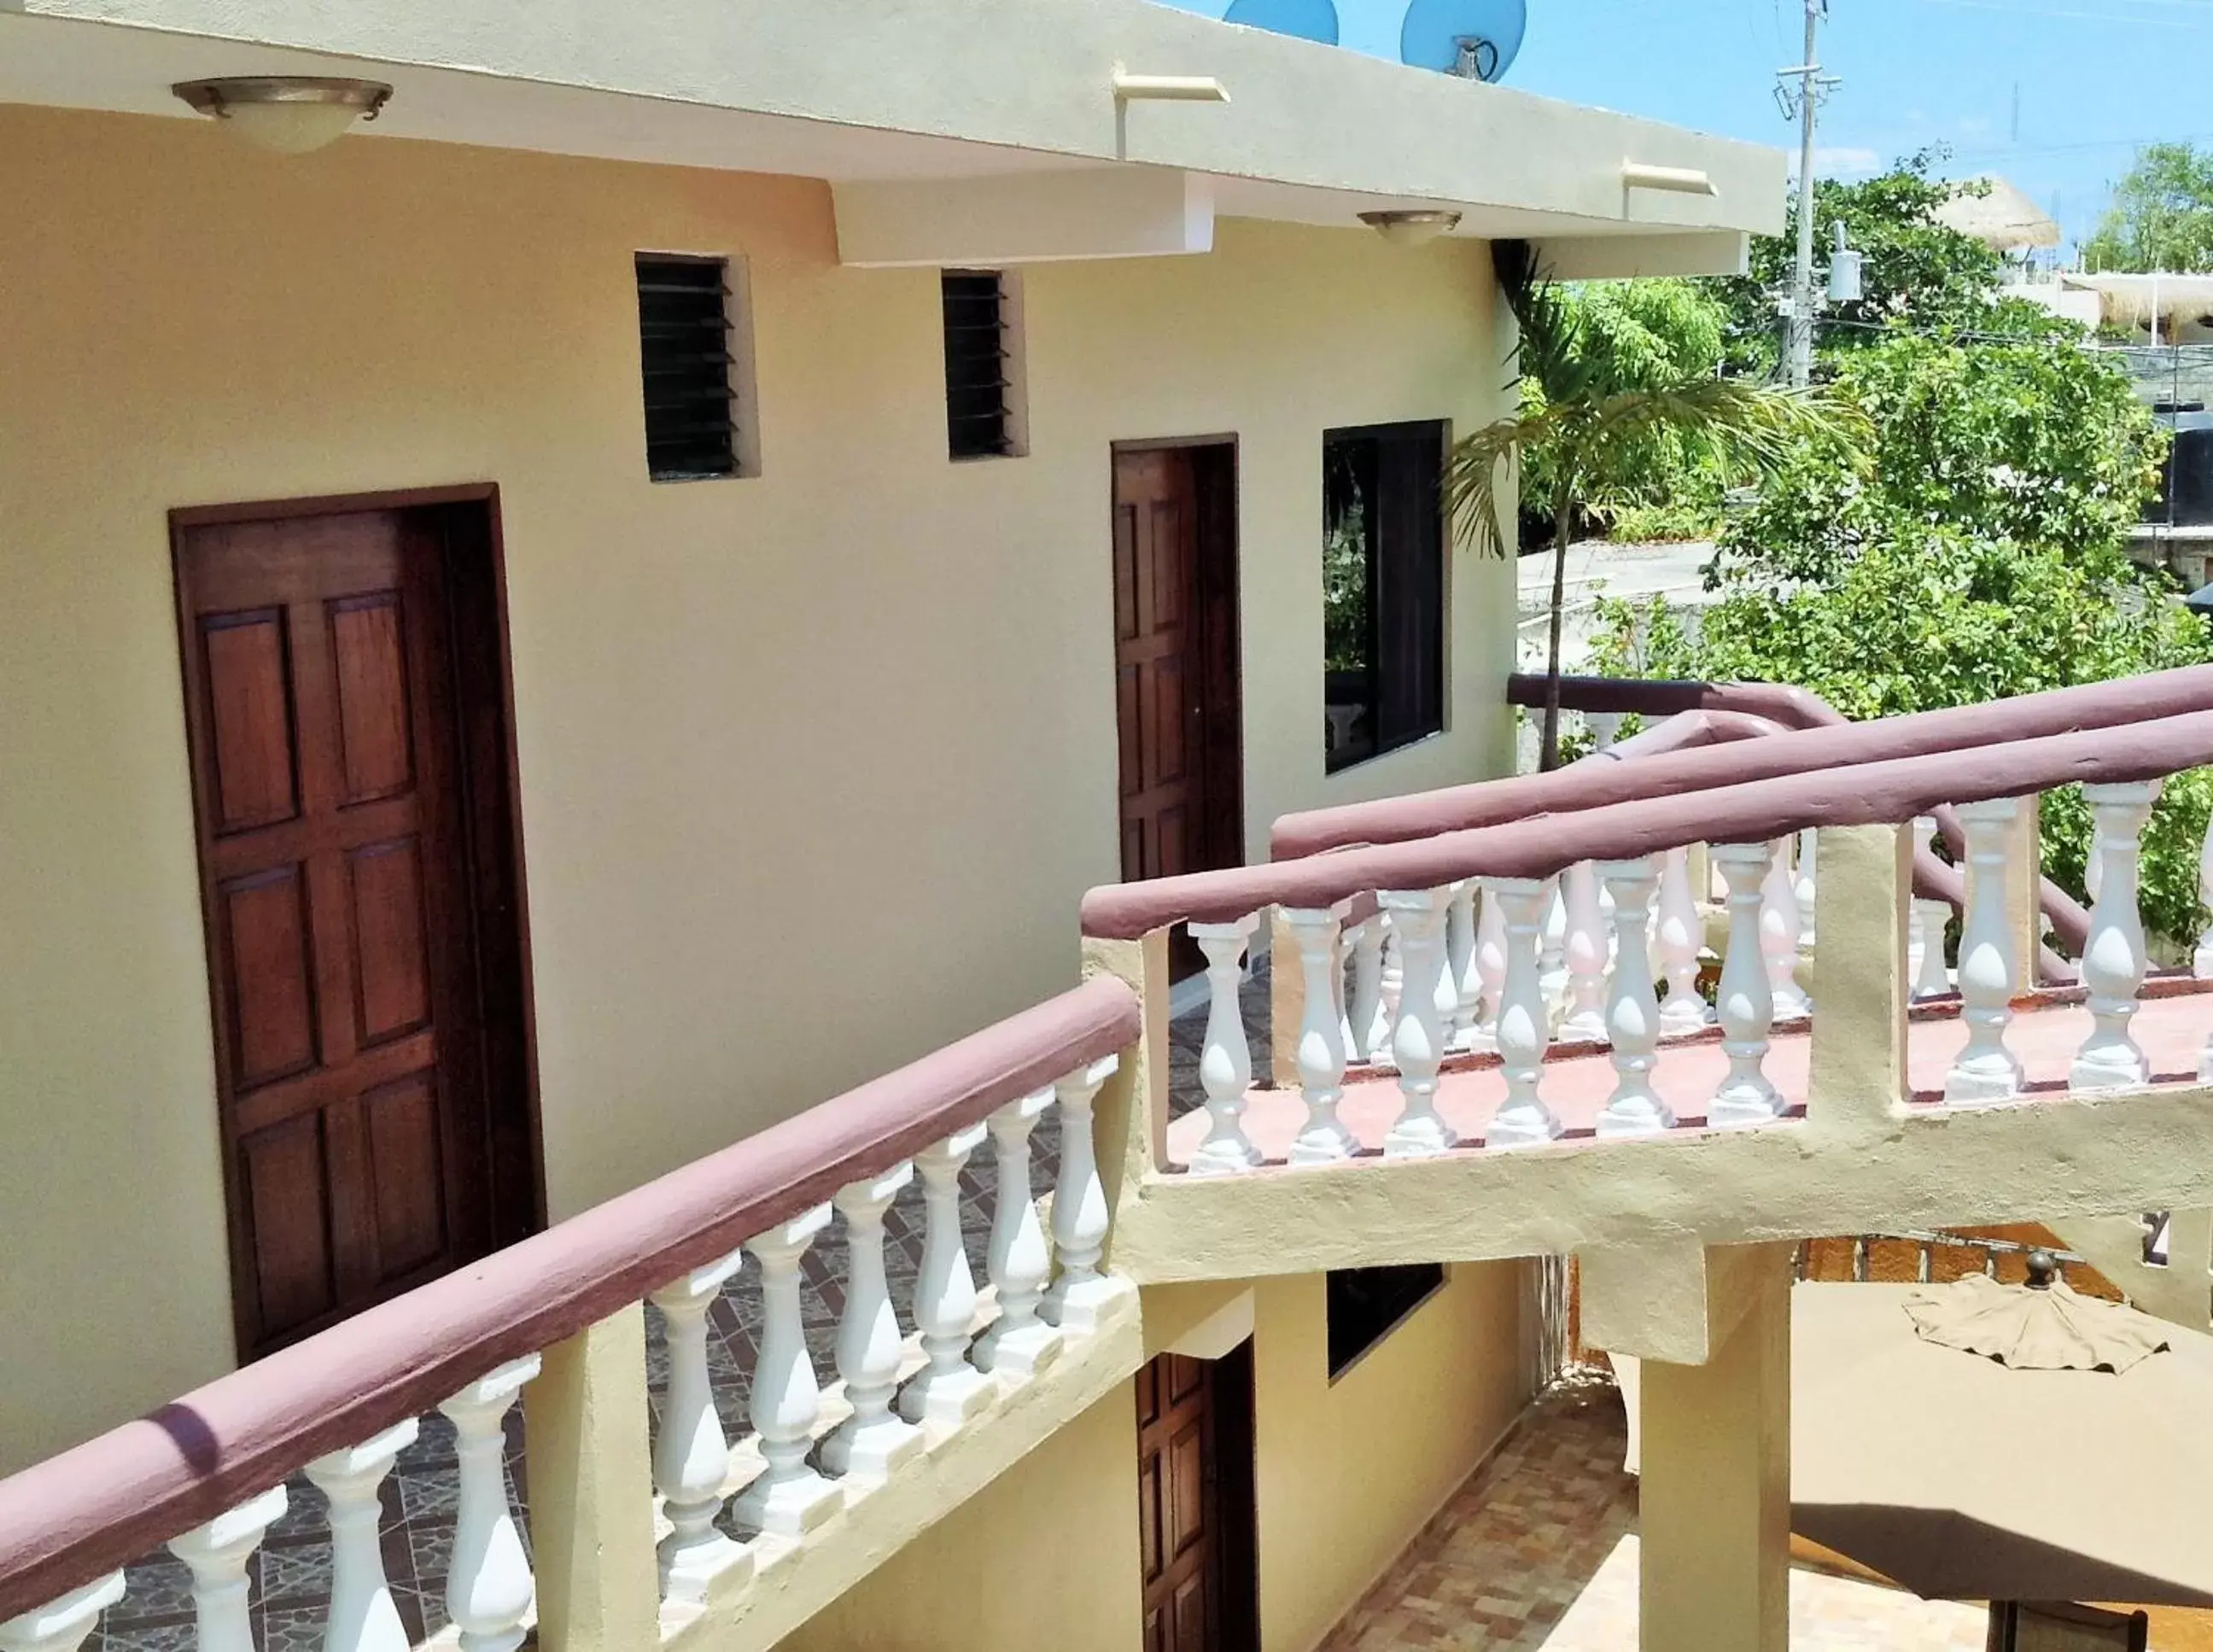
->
[1083,710,2213,939]
[0,976,1139,1623]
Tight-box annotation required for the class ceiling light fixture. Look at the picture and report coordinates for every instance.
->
[171,77,394,155]
[1358,209,1463,248]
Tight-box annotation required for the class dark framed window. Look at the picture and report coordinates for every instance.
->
[635,254,752,482]
[1323,421,1447,771]
[942,270,1025,460]
[1326,1264,1445,1379]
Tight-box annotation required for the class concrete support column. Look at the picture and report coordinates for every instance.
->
[524,1304,661,1652]
[1638,1245,1791,1652]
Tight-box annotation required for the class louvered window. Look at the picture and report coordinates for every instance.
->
[942,270,1016,460]
[636,255,739,481]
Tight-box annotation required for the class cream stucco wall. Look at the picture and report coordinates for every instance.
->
[0,103,1511,1467]
[778,1264,1529,1652]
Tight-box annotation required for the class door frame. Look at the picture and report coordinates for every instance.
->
[167,482,546,1357]
[1136,1339,1261,1652]
[1108,435,1246,880]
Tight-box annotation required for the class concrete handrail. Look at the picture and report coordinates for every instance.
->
[1082,710,2213,938]
[0,977,1139,1623]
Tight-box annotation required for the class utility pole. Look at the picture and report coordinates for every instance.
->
[1776,0,1839,388]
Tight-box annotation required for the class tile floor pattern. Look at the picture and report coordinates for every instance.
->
[93,978,1258,1652]
[1317,1374,1987,1652]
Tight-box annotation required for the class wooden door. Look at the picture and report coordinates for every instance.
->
[173,497,535,1358]
[1136,1348,1258,1652]
[1113,445,1242,890]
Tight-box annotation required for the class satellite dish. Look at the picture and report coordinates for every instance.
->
[1398,0,1527,81]
[1223,0,1340,45]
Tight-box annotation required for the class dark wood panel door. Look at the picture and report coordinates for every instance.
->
[1136,1348,1257,1652]
[1112,444,1242,896]
[175,499,534,1357]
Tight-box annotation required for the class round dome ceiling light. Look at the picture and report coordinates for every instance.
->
[1358,210,1464,248]
[171,77,394,155]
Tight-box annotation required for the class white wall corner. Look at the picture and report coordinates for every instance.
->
[833,167,1214,268]
[1533,231,1750,281]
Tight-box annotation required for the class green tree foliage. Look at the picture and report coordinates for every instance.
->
[2082,142,2213,274]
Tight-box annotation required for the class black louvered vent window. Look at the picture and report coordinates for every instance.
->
[636,255,738,481]
[943,271,1013,459]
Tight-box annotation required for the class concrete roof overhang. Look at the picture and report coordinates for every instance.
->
[0,0,1784,271]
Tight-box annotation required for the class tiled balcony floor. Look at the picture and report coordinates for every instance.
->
[1171,981,2213,1163]
[1318,1375,1987,1652]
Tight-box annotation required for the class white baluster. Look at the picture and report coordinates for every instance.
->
[1761,840,1813,1020]
[1043,1055,1122,1333]
[647,1249,747,1600]
[1558,863,1609,1041]
[2196,808,2213,978]
[1910,817,1954,1000]
[1710,843,1784,1126]
[0,1574,125,1652]
[1187,916,1263,1174]
[1796,826,1819,951]
[169,1490,288,1652]
[1285,908,1358,1164]
[1381,887,1460,1158]
[1597,859,1673,1136]
[730,1205,842,1538]
[1487,879,1563,1147]
[898,1123,994,1426]
[1444,881,1479,1051]
[304,1420,418,1652]
[1377,919,1404,1060]
[2072,781,2159,1093]
[1585,710,1623,754]
[1539,877,1568,1019]
[1346,916,1385,1065]
[1946,797,2027,1106]
[1472,883,1508,1053]
[440,1357,541,1652]
[824,1164,925,1481]
[975,1089,1065,1377]
[1655,846,1710,1036]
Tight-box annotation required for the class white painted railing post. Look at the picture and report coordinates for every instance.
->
[1711,843,1784,1126]
[1597,858,1673,1135]
[1656,846,1709,1036]
[1043,1055,1121,1332]
[1473,883,1508,1053]
[824,1163,925,1481]
[168,1490,287,1652]
[1539,877,1568,1018]
[1346,916,1386,1065]
[1946,797,2027,1105]
[1909,816,1953,1000]
[1488,877,1564,1148]
[1378,919,1404,1060]
[1585,710,1623,754]
[731,1205,842,1538]
[646,1248,746,1600]
[1761,839,1813,1019]
[305,1420,419,1652]
[899,1124,994,1426]
[439,1357,541,1652]
[0,1575,125,1652]
[2072,781,2159,1092]
[1380,886,1460,1158]
[1559,863,1609,1041]
[1795,826,1819,951]
[1284,908,1358,1164]
[2197,808,2213,978]
[1445,881,1480,1051]
[976,1089,1066,1377]
[1187,915,1263,1175]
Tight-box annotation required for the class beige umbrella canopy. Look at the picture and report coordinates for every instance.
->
[1790,1270,2213,1606]
[1935,175,2063,251]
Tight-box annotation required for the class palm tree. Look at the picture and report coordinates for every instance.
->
[1449,249,1864,770]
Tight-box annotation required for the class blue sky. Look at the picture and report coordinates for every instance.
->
[1150,0,2213,251]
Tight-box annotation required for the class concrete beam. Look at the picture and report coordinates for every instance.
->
[1534,231,1749,280]
[1579,1240,1790,1366]
[833,168,1212,267]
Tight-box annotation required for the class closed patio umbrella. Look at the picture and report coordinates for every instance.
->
[1789,1263,2213,1606]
